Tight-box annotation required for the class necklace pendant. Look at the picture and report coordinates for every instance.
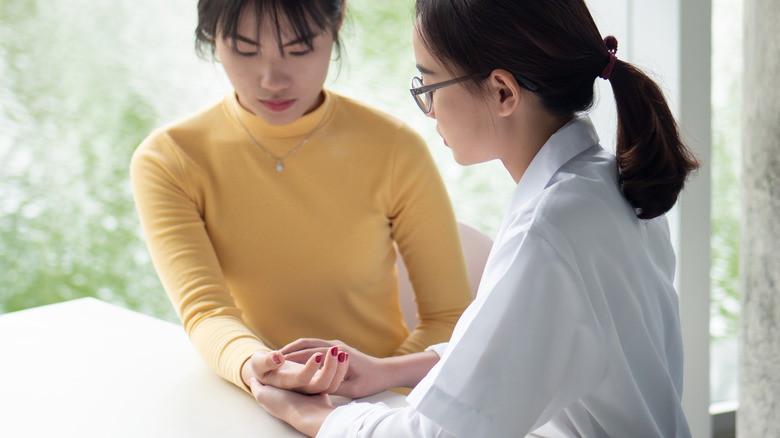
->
[275,161,284,172]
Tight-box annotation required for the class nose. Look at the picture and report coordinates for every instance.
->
[258,60,290,93]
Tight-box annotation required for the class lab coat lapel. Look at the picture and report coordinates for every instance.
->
[493,116,601,246]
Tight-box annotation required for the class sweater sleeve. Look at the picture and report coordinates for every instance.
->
[388,126,472,355]
[130,132,269,391]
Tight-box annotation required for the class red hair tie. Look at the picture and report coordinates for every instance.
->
[600,35,618,80]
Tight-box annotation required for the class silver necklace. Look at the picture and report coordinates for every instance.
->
[231,99,330,172]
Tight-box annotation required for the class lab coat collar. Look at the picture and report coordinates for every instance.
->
[506,115,601,216]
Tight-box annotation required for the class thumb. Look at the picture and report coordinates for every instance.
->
[263,350,285,371]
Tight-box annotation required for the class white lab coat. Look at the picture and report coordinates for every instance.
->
[317,116,690,438]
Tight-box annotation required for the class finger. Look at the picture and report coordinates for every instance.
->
[259,351,284,372]
[326,352,349,393]
[246,351,285,383]
[304,346,341,393]
[280,338,336,355]
[248,377,264,399]
[285,352,324,389]
[284,348,329,364]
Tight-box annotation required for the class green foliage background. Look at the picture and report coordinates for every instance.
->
[0,0,513,321]
[0,0,741,348]
[0,0,173,318]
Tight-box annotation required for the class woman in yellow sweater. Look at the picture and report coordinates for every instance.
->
[130,0,471,393]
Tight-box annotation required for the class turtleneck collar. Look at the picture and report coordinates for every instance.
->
[226,89,334,141]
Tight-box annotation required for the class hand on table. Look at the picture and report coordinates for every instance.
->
[281,338,389,399]
[248,377,334,438]
[241,347,349,395]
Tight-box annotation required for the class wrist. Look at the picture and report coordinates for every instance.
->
[240,355,254,389]
[240,350,272,388]
[383,350,440,388]
[293,401,334,437]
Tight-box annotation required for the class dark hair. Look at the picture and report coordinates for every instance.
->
[195,0,344,60]
[415,0,699,219]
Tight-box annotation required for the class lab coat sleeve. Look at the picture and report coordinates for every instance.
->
[409,227,610,436]
[317,403,454,438]
[425,342,449,358]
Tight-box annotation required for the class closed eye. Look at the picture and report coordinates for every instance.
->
[282,34,316,57]
[287,48,312,57]
[234,36,258,56]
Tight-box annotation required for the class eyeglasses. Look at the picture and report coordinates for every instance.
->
[409,75,474,114]
[409,73,540,114]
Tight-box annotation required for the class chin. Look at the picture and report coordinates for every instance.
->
[453,150,493,167]
[257,108,304,126]
[452,153,477,167]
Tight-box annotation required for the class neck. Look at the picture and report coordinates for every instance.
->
[230,90,332,140]
[499,106,572,184]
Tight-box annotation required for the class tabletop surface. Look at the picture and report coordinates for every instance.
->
[0,298,407,437]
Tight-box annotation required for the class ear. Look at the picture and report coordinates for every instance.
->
[487,69,524,117]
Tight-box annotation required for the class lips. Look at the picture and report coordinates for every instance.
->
[261,99,295,112]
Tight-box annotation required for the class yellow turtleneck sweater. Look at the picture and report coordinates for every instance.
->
[130,90,471,390]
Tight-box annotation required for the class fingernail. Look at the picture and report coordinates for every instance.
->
[338,352,346,363]
[315,354,323,364]
[330,346,338,357]
[271,352,282,364]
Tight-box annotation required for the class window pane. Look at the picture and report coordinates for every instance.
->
[710,0,742,406]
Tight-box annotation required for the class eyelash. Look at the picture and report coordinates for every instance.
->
[234,49,312,57]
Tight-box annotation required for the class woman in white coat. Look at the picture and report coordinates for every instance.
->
[248,0,699,436]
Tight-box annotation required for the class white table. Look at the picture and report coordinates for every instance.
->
[0,298,407,437]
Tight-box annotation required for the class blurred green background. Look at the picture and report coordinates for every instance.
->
[0,0,516,321]
[0,0,740,402]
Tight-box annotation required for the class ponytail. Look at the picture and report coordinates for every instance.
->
[414,0,699,220]
[607,59,699,219]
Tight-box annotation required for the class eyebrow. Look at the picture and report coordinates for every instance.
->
[416,64,435,75]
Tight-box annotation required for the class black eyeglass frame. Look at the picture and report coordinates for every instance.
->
[409,72,540,114]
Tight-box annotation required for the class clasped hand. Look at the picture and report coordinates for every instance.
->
[241,345,349,395]
[245,339,385,437]
[281,338,389,399]
[247,339,438,436]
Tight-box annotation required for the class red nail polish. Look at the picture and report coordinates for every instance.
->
[338,352,346,363]
[315,354,323,364]
[331,347,338,357]
[271,353,281,365]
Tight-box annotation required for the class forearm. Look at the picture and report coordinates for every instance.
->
[390,126,472,355]
[380,350,440,388]
[132,144,271,390]
[294,403,335,437]
[190,317,270,390]
[394,314,461,356]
